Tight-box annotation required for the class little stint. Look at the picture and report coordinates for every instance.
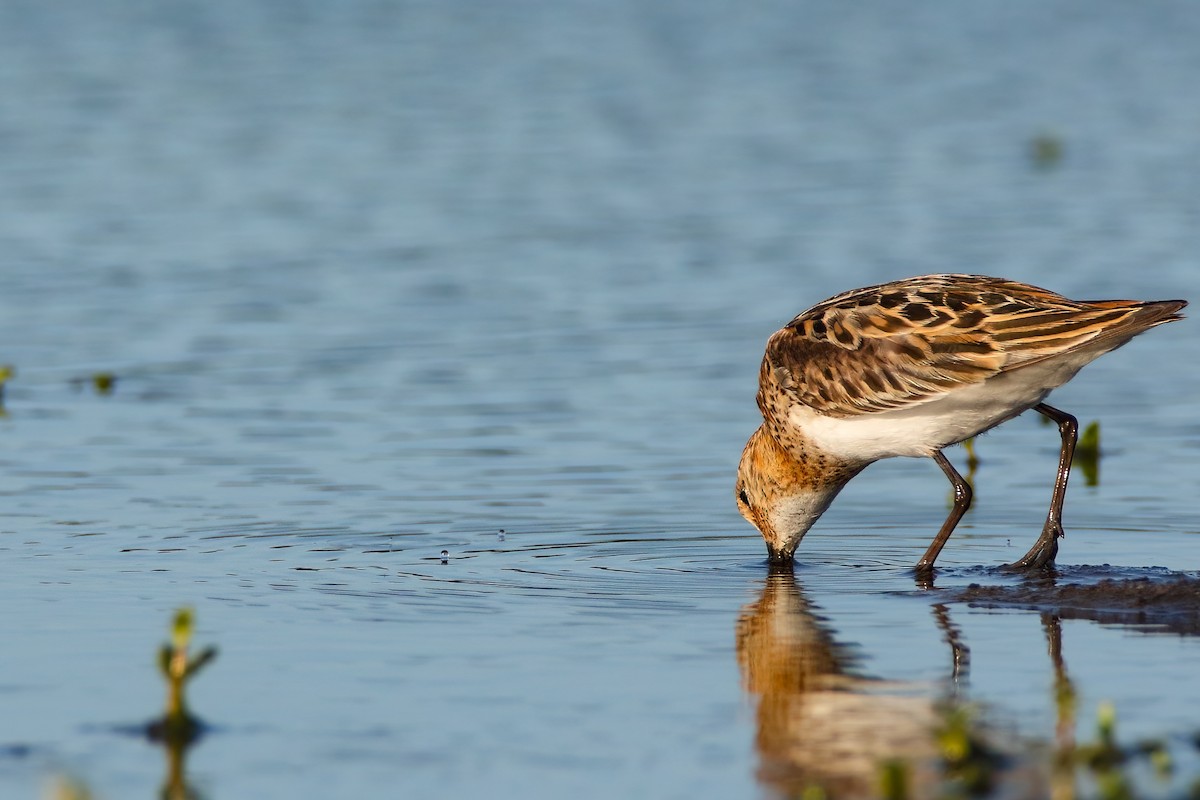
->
[735,274,1186,572]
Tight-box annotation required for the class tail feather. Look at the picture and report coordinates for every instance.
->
[1063,298,1187,358]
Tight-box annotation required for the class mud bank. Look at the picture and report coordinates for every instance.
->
[945,567,1200,634]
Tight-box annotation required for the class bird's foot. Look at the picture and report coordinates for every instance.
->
[1003,518,1062,571]
[912,564,938,590]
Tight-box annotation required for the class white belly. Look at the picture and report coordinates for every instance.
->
[788,354,1093,462]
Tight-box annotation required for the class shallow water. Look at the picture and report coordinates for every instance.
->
[2,1,1200,797]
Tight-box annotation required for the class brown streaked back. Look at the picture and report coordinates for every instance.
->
[758,275,1186,421]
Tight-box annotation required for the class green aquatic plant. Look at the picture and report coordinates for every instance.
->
[0,363,14,411]
[69,371,119,395]
[92,371,117,395]
[153,607,218,744]
[1029,132,1064,170]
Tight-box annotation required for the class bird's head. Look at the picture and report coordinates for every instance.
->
[735,425,858,564]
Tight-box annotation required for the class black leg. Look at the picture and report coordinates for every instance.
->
[1008,403,1077,570]
[916,450,973,574]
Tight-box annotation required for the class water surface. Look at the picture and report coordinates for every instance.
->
[2,2,1199,797]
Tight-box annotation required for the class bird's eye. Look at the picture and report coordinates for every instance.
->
[738,489,750,506]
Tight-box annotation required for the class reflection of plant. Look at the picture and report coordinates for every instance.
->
[879,759,909,800]
[963,438,979,471]
[153,608,217,744]
[1073,701,1180,800]
[936,704,1002,797]
[877,693,1194,800]
[869,701,1006,799]
[1075,421,1101,486]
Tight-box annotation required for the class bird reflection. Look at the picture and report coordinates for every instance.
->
[932,602,970,690]
[735,567,1129,798]
[1044,613,1078,800]
[736,567,944,798]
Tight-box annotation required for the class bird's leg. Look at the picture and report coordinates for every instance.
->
[931,602,970,688]
[1008,403,1077,570]
[916,450,973,575]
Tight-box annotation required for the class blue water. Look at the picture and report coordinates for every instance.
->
[2,2,1199,797]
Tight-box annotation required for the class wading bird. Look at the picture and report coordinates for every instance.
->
[735,274,1185,572]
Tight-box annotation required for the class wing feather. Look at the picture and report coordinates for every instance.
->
[760,274,1186,419]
